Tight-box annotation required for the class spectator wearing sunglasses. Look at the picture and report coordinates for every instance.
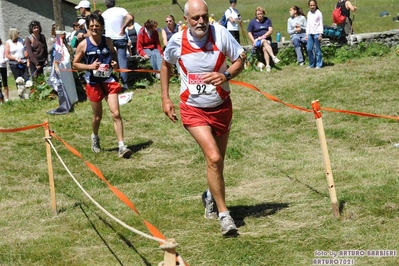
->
[161,15,179,48]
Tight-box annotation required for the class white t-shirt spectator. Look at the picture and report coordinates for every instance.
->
[102,7,129,40]
[225,7,240,31]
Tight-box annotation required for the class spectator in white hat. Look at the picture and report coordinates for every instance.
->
[75,19,88,44]
[75,0,91,18]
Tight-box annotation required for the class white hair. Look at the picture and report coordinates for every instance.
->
[184,0,208,16]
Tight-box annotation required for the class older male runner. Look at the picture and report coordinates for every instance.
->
[161,0,245,236]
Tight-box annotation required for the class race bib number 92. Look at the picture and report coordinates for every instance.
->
[187,73,216,95]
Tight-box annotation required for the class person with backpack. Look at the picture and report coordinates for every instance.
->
[225,0,241,44]
[334,0,357,35]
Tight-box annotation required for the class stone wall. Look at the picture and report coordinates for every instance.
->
[346,30,399,47]
[0,0,77,44]
[242,30,399,53]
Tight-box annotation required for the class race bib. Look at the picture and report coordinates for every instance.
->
[187,73,216,95]
[93,64,112,78]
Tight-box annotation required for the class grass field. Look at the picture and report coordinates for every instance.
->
[1,1,399,265]
[1,48,399,265]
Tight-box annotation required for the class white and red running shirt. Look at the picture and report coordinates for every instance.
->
[164,24,244,108]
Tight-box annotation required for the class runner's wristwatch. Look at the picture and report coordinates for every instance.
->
[223,71,232,81]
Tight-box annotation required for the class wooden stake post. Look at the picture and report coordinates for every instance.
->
[239,22,248,45]
[312,101,340,218]
[160,239,178,266]
[44,120,57,215]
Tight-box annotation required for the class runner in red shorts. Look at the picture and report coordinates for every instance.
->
[161,0,245,236]
[73,13,132,158]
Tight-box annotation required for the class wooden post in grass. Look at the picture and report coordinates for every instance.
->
[239,22,248,45]
[311,100,340,218]
[44,119,57,215]
[160,239,178,266]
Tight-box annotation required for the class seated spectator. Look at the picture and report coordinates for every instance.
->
[137,19,163,77]
[125,15,141,56]
[247,6,280,73]
[287,6,307,66]
[161,15,179,49]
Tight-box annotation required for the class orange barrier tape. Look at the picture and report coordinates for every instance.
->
[229,80,312,113]
[1,122,186,264]
[320,106,399,121]
[49,131,166,242]
[231,80,399,121]
[312,100,322,119]
[0,122,47,133]
[52,132,188,264]
[59,68,160,74]
[116,68,160,74]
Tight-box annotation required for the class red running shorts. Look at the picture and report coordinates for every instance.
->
[86,81,122,102]
[180,97,232,136]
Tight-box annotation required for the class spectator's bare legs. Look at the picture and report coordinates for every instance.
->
[90,101,103,135]
[261,44,270,66]
[187,126,229,213]
[265,41,276,57]
[262,41,276,66]
[105,93,124,142]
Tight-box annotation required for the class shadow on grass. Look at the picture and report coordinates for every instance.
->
[76,202,152,266]
[286,175,346,215]
[287,175,325,196]
[230,203,289,228]
[106,140,153,154]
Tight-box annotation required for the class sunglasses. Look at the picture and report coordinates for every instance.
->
[165,20,173,23]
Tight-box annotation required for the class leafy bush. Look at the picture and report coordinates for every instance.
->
[29,74,57,101]
[274,47,297,66]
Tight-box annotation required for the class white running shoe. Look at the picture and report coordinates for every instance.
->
[91,134,101,153]
[202,191,218,219]
[219,214,238,236]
